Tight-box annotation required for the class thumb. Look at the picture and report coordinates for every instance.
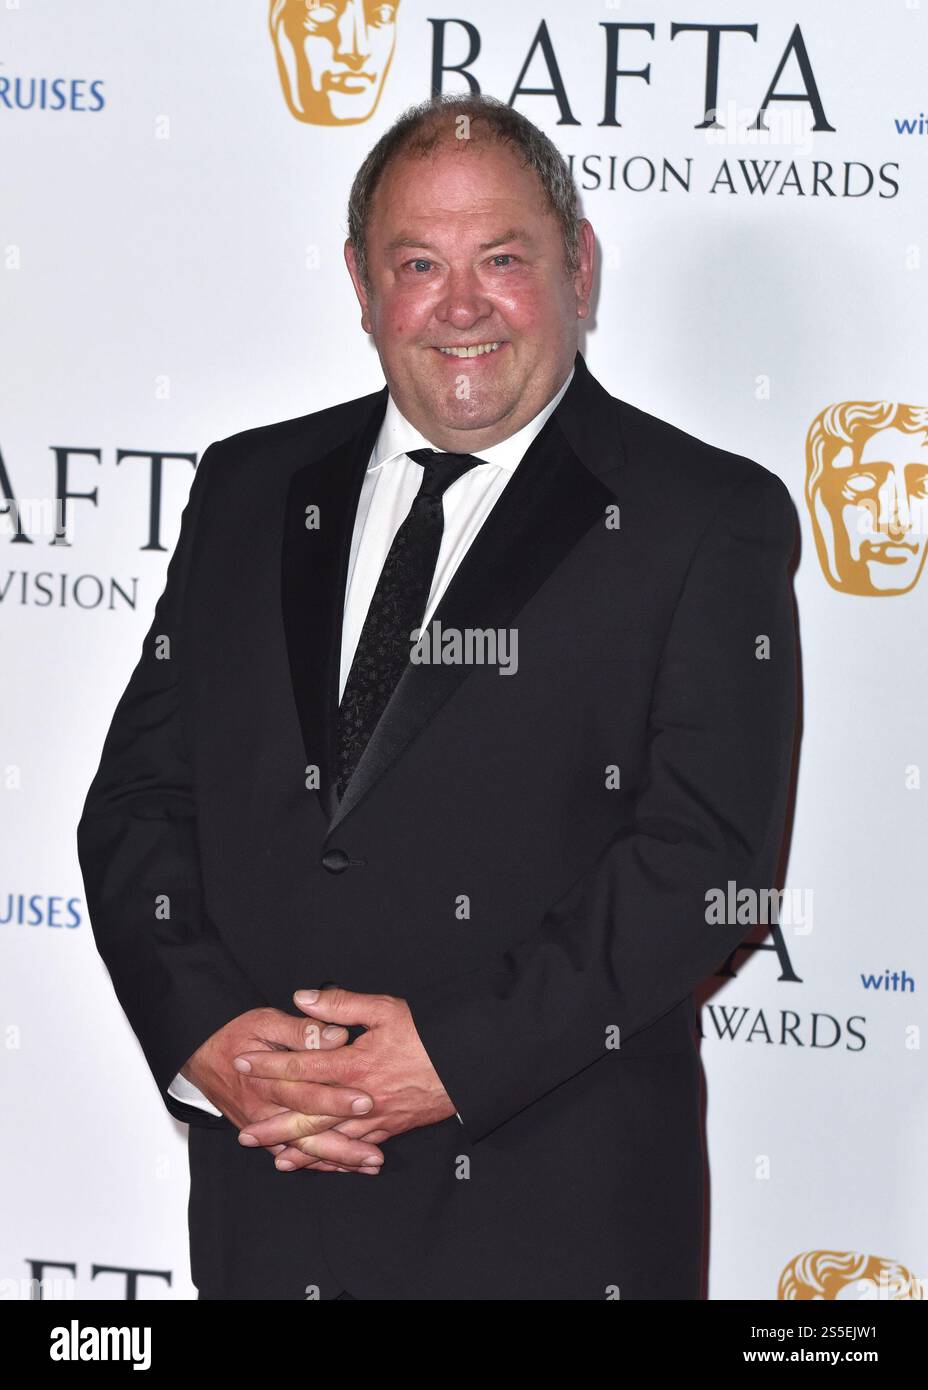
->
[293,986,378,1027]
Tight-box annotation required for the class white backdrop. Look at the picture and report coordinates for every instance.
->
[2,0,926,1301]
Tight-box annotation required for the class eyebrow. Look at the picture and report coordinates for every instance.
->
[385,228,534,253]
[852,458,928,469]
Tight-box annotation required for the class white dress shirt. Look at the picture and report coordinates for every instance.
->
[168,364,575,1123]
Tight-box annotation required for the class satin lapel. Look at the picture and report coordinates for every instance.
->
[327,405,616,836]
[280,389,387,821]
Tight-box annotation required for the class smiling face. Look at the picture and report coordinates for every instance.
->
[818,425,928,595]
[344,137,594,452]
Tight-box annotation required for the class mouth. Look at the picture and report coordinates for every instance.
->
[432,341,505,360]
[863,542,918,563]
[324,71,376,91]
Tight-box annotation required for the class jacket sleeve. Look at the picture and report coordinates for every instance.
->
[76,441,270,1129]
[406,469,799,1144]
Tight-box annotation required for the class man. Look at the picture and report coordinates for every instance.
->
[77,94,798,1300]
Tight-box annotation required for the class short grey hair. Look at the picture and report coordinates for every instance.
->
[347,93,581,290]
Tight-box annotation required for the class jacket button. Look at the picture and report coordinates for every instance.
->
[321,848,350,874]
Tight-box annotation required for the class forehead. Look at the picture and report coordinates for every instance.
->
[371,139,552,231]
[302,0,398,17]
[858,426,928,465]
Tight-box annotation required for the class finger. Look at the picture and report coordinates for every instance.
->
[266,1142,336,1172]
[250,1006,355,1045]
[272,1150,380,1174]
[286,1157,343,1173]
[277,1155,383,1173]
[331,1116,392,1142]
[242,1086,373,1137]
[240,1100,374,1148]
[322,1159,381,1175]
[292,986,388,1029]
[302,1022,351,1052]
[254,1011,352,1053]
[273,1129,384,1171]
[277,1145,383,1174]
[233,1047,357,1084]
[271,1132,386,1171]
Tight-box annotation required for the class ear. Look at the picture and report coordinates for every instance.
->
[344,239,373,335]
[574,219,596,321]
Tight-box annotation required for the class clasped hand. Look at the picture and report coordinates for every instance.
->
[180,988,455,1176]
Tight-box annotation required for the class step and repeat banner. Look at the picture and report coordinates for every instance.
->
[2,1,926,1301]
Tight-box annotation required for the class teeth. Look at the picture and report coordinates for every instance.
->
[438,342,501,358]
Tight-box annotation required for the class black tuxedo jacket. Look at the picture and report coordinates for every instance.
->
[77,351,798,1300]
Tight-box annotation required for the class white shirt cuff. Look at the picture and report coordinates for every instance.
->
[168,1071,223,1118]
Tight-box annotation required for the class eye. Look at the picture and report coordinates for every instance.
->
[843,472,879,497]
[489,254,516,268]
[304,2,337,25]
[370,3,396,23]
[907,468,928,500]
[403,258,433,274]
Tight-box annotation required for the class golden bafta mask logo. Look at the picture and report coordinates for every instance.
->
[805,401,928,596]
[779,1250,925,1300]
[269,0,400,126]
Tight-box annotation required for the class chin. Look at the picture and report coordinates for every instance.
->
[428,383,511,420]
[435,406,506,435]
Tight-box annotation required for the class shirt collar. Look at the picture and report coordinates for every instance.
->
[370,364,575,475]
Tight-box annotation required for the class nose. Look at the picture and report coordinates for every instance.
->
[434,267,493,332]
[878,476,911,537]
[336,0,372,63]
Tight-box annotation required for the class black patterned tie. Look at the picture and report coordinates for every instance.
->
[335,448,483,800]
